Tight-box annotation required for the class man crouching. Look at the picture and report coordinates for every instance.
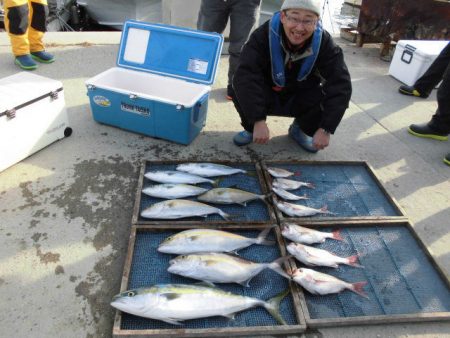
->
[232,0,352,152]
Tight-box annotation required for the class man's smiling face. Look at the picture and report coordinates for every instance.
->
[280,9,318,47]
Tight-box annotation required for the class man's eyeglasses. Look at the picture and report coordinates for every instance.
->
[284,13,317,28]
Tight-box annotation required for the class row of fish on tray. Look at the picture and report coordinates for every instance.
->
[111,224,368,325]
[139,162,333,219]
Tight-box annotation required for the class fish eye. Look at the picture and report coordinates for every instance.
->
[126,291,135,297]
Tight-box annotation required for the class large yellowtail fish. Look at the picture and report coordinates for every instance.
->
[291,268,368,298]
[158,226,274,254]
[197,187,267,206]
[176,163,246,177]
[144,170,215,185]
[281,223,342,244]
[142,184,208,199]
[111,284,289,325]
[168,253,290,286]
[141,200,229,220]
[287,243,362,268]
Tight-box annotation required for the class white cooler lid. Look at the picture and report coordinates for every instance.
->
[0,72,63,113]
[116,20,223,85]
[396,40,449,58]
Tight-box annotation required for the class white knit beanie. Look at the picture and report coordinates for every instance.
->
[281,0,322,16]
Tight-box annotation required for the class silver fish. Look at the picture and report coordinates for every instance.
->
[197,187,267,206]
[281,223,342,244]
[267,167,297,178]
[144,170,215,185]
[111,284,289,325]
[158,226,274,254]
[287,243,362,268]
[142,184,208,199]
[176,163,246,177]
[272,187,308,201]
[141,199,229,220]
[272,178,314,190]
[168,253,290,286]
[291,268,368,298]
[276,201,333,217]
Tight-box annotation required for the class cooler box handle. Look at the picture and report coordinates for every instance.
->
[401,44,416,64]
[193,93,209,123]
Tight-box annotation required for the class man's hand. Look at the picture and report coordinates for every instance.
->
[253,120,270,144]
[312,128,330,150]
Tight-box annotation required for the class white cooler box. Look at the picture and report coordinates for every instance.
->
[389,40,449,86]
[86,20,223,145]
[0,72,72,172]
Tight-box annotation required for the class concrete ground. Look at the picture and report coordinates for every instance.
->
[0,31,449,338]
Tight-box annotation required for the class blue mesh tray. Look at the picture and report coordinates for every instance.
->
[132,161,277,226]
[284,222,450,327]
[113,225,307,337]
[262,161,405,221]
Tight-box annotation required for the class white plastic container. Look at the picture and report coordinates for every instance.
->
[0,72,72,172]
[389,40,449,86]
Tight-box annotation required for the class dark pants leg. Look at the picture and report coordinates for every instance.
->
[228,0,261,85]
[198,0,261,86]
[429,61,450,134]
[232,91,322,136]
[414,42,450,95]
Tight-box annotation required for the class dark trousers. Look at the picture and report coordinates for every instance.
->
[429,60,450,133]
[415,42,450,96]
[197,0,261,85]
[232,91,323,137]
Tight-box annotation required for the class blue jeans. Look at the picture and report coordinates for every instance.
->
[197,0,262,85]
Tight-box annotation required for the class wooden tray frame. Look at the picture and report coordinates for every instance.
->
[260,160,408,223]
[132,160,278,227]
[112,224,307,337]
[278,220,450,328]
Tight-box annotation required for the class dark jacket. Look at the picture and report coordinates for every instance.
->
[232,19,352,134]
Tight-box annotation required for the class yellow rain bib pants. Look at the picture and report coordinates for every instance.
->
[4,0,48,56]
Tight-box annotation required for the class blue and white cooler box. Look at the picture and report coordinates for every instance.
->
[86,20,223,145]
[389,40,449,86]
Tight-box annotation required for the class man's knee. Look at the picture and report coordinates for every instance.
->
[31,1,48,32]
[7,4,28,35]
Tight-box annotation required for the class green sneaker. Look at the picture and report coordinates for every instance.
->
[31,51,55,63]
[15,55,38,70]
[444,153,450,166]
[398,85,428,98]
[408,123,448,141]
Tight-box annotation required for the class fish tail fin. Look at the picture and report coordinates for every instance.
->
[261,192,273,205]
[332,229,343,241]
[294,170,301,176]
[350,281,369,299]
[306,182,315,189]
[219,210,231,220]
[212,178,222,188]
[346,254,363,268]
[264,289,290,325]
[246,170,257,178]
[268,256,292,279]
[256,225,276,246]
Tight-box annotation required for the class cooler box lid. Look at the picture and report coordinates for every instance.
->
[0,72,63,114]
[396,40,449,59]
[117,20,223,85]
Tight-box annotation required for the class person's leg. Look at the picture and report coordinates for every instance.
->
[408,61,450,140]
[289,105,322,153]
[227,0,261,97]
[4,0,37,69]
[29,0,54,62]
[414,43,450,96]
[399,43,450,98]
[197,0,229,33]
